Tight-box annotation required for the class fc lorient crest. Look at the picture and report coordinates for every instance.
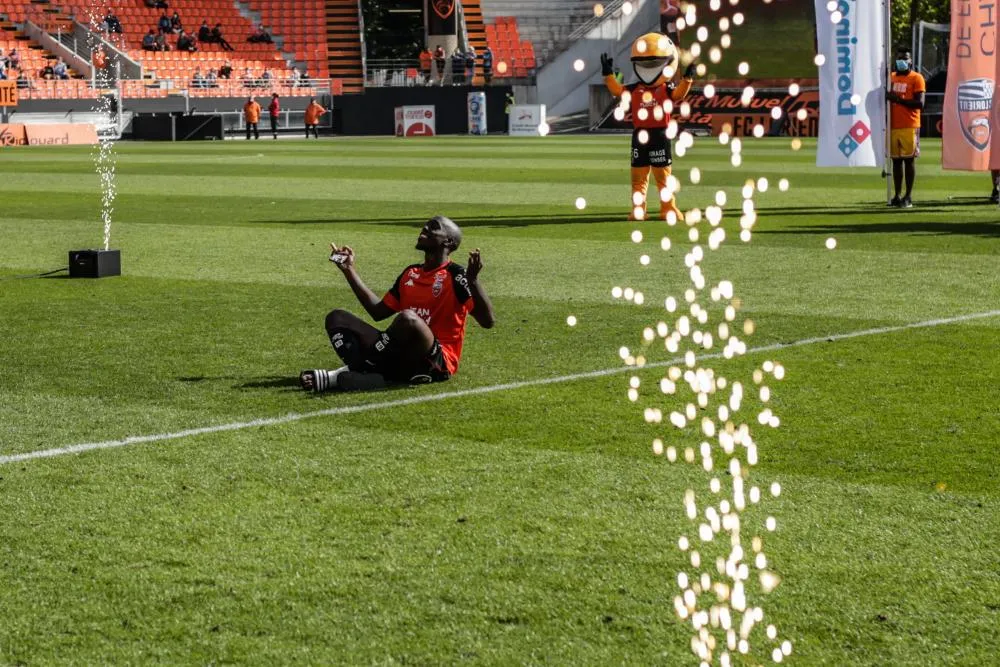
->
[432,0,455,20]
[957,78,994,152]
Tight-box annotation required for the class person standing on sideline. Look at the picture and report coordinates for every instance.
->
[268,93,280,140]
[304,97,327,138]
[989,170,1000,204]
[886,48,925,208]
[504,92,515,133]
[243,96,261,140]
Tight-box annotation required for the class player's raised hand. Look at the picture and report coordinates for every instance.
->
[467,248,483,283]
[329,243,355,272]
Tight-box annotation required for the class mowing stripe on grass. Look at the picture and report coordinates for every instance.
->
[2,309,998,466]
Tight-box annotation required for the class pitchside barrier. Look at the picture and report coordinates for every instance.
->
[590,82,821,136]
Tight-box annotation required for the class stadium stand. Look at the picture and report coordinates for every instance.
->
[484,16,534,79]
[481,0,597,66]
[242,0,328,82]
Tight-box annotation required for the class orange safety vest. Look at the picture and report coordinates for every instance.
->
[304,102,325,125]
[244,101,261,123]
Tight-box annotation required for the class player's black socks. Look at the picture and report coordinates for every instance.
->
[329,328,367,370]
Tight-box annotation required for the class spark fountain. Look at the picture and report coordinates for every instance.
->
[569,1,804,663]
[68,3,121,278]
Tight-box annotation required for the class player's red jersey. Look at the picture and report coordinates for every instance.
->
[628,82,674,129]
[381,261,474,374]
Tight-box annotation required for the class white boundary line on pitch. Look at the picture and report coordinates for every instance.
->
[2,309,998,466]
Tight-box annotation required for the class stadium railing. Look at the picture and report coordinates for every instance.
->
[365,58,535,88]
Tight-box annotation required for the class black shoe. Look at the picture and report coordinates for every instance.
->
[990,189,999,205]
[300,369,339,393]
[901,196,913,209]
[889,196,901,207]
[337,371,387,392]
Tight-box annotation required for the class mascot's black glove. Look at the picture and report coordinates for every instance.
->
[683,62,697,79]
[600,53,614,77]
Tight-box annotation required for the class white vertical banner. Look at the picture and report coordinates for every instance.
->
[814,0,888,168]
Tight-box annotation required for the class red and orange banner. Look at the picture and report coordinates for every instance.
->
[944,0,996,171]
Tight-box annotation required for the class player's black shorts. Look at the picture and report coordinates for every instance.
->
[631,127,673,168]
[383,338,452,384]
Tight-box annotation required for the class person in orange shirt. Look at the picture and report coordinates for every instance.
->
[243,96,261,140]
[419,47,432,85]
[304,97,326,139]
[886,48,925,208]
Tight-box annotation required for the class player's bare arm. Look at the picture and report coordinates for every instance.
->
[466,248,495,329]
[331,243,394,321]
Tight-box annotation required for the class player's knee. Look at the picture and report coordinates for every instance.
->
[395,309,424,330]
[325,308,352,333]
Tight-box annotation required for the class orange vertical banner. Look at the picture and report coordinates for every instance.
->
[944,0,997,171]
[0,81,17,107]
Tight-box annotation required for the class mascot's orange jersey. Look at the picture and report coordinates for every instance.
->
[605,77,692,129]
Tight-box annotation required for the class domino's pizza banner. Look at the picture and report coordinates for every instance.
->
[814,0,888,168]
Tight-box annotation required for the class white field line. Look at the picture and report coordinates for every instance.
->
[2,309,998,466]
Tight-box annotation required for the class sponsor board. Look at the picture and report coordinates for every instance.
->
[467,92,487,135]
[395,105,436,137]
[509,104,546,136]
[0,123,98,147]
[814,0,887,168]
[0,81,17,107]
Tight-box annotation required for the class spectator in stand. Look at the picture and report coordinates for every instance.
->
[286,66,300,87]
[142,30,156,51]
[154,30,170,51]
[177,30,197,52]
[40,62,55,80]
[261,69,273,87]
[9,49,19,70]
[104,11,123,34]
[170,11,183,34]
[419,47,432,85]
[53,57,69,80]
[158,13,171,34]
[465,47,476,84]
[241,67,256,87]
[205,68,218,88]
[451,48,464,85]
[0,48,8,70]
[481,45,493,85]
[244,96,261,140]
[300,69,312,87]
[304,97,326,139]
[268,92,280,139]
[433,45,446,85]
[144,0,168,8]
[0,67,6,81]
[218,59,233,79]
[191,66,205,88]
[212,23,234,51]
[198,20,211,42]
[17,71,31,89]
[248,24,272,44]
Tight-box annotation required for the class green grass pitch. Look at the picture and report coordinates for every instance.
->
[0,136,998,665]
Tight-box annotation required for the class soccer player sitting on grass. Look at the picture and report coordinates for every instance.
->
[300,216,495,393]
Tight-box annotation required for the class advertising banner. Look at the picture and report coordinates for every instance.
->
[395,106,436,137]
[0,81,17,107]
[508,104,546,136]
[939,0,1000,170]
[467,92,487,135]
[24,123,98,145]
[814,0,887,168]
[427,0,457,36]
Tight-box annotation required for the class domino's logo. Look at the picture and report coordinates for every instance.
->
[838,121,871,157]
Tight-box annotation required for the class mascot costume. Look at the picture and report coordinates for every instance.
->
[601,33,695,221]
